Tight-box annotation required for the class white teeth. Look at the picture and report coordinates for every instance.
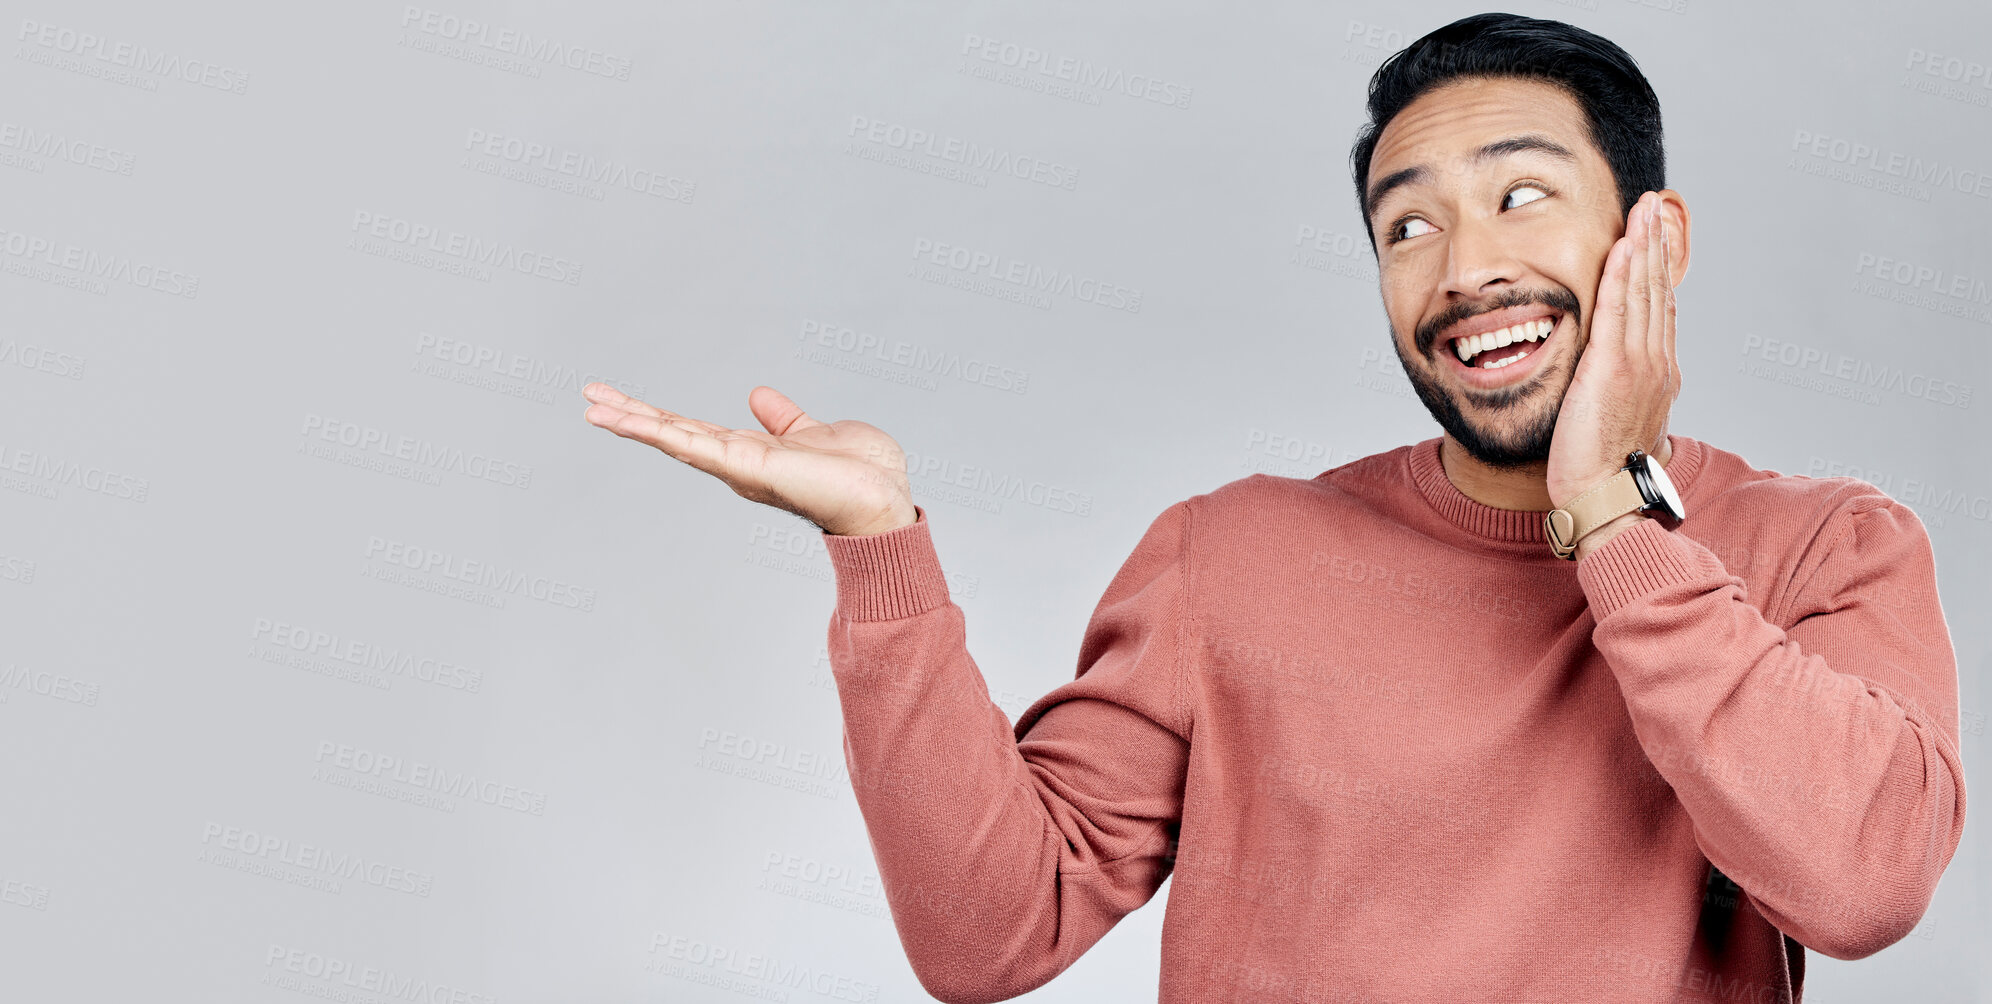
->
[1453,316,1555,364]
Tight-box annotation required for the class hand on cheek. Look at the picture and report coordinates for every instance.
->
[1545,190,1681,513]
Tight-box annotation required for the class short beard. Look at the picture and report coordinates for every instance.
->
[1391,289,1581,469]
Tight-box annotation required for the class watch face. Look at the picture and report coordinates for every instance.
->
[1644,454,1687,519]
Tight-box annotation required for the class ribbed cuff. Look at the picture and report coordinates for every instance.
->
[1576,517,1724,620]
[820,505,953,622]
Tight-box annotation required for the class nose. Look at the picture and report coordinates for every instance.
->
[1439,213,1522,300]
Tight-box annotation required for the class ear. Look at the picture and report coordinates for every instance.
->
[1653,189,1689,286]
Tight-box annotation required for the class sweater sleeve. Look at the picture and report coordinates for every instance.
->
[820,500,1196,1004]
[1576,490,1967,961]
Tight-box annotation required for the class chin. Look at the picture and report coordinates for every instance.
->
[1405,365,1565,468]
[1453,419,1556,468]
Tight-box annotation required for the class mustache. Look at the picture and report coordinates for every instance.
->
[1415,287,1582,359]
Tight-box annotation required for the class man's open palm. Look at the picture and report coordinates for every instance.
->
[581,383,917,537]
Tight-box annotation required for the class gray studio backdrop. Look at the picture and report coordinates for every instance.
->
[3,1,1987,1001]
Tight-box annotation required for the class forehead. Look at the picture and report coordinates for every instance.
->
[1368,76,1596,188]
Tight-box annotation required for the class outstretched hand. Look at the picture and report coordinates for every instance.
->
[581,383,918,537]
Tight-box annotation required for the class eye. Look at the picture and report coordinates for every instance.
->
[1383,182,1555,248]
[1389,216,1437,243]
[1504,183,1551,210]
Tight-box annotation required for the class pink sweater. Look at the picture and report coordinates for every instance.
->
[818,434,1966,1003]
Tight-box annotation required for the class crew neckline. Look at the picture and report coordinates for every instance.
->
[1404,433,1706,546]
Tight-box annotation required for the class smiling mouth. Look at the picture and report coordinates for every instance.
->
[1449,313,1558,370]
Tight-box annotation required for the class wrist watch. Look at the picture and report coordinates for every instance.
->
[1544,449,1687,559]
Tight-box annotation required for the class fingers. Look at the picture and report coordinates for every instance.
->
[1621,194,1649,367]
[747,385,823,437]
[1591,226,1630,367]
[1657,213,1673,396]
[583,401,736,478]
[582,382,729,436]
[1646,193,1668,361]
[579,382,819,442]
[582,381,639,408]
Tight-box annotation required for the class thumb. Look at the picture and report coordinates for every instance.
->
[747,386,824,437]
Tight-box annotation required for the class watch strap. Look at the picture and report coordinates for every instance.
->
[1544,469,1646,559]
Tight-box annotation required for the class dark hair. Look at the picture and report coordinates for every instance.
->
[1348,12,1664,254]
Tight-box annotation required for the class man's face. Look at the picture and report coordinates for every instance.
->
[1364,76,1625,468]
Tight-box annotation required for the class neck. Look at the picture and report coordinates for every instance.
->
[1439,430,1672,511]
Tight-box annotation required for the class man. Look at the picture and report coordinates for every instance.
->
[581,13,1964,1003]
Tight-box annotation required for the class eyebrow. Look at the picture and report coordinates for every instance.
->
[1365,134,1580,224]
